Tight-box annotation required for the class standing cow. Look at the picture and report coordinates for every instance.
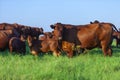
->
[50,22,118,57]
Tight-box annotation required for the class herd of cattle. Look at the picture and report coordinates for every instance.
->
[0,20,120,57]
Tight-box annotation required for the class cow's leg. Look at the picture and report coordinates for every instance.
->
[101,41,112,56]
[101,41,108,56]
[9,46,13,53]
[53,52,57,56]
[9,43,13,53]
[101,46,107,56]
[107,47,112,56]
[67,50,73,58]
[53,50,61,57]
[31,50,38,56]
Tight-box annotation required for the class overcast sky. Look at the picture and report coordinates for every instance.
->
[0,0,120,31]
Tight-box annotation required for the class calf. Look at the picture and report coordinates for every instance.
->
[27,32,60,56]
[9,35,26,54]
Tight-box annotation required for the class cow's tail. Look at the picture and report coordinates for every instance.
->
[110,23,119,32]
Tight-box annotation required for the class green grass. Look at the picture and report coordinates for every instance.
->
[0,41,120,80]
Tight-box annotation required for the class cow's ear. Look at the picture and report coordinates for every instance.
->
[50,25,55,29]
[90,22,93,24]
[40,28,44,32]
[40,28,44,34]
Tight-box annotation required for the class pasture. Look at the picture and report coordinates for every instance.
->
[0,41,120,80]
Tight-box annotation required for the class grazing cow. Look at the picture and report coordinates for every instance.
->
[27,32,60,56]
[9,35,26,54]
[112,30,120,47]
[50,22,118,57]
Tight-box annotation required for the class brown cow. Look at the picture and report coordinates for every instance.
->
[27,32,60,56]
[50,22,118,57]
[9,35,26,54]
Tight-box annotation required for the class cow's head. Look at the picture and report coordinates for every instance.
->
[113,31,120,39]
[27,35,40,55]
[30,27,44,39]
[20,26,31,40]
[50,23,64,40]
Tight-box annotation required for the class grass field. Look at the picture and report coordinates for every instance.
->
[0,41,120,80]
